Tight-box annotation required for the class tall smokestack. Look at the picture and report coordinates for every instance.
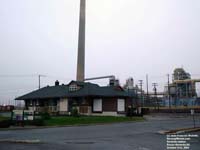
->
[76,0,86,81]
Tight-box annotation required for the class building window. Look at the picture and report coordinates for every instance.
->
[69,84,78,92]
[93,99,102,112]
[117,99,125,112]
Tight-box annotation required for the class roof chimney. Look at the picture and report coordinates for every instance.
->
[109,77,115,86]
[114,79,120,86]
[55,80,59,86]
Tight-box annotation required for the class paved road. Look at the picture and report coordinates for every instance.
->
[0,115,200,150]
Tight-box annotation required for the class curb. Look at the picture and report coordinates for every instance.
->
[158,127,200,135]
[0,120,145,131]
[0,139,41,144]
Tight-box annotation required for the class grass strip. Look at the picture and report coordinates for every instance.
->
[0,116,10,121]
[44,116,144,126]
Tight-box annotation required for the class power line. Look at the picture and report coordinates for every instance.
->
[0,74,38,78]
[0,74,74,80]
[0,88,35,93]
[45,75,73,81]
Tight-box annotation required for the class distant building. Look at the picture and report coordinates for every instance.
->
[123,77,134,90]
[123,77,144,107]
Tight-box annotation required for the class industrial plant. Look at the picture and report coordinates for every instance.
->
[163,68,200,107]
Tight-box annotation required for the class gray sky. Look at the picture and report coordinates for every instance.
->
[0,0,200,103]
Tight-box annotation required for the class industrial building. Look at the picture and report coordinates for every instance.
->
[164,68,200,106]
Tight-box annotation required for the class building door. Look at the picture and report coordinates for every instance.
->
[117,99,125,112]
[93,99,102,112]
[68,99,73,112]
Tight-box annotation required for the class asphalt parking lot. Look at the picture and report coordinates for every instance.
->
[0,114,200,150]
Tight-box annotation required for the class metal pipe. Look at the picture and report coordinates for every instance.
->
[84,75,115,81]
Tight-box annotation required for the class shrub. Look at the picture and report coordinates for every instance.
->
[71,107,79,117]
[41,112,51,120]
[126,107,135,117]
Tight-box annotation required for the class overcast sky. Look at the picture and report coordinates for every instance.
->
[0,0,200,103]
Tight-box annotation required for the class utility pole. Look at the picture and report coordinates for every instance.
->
[152,83,159,111]
[146,74,149,105]
[135,84,139,108]
[38,75,46,89]
[138,80,143,107]
[167,74,171,109]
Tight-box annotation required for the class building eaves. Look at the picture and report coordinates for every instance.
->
[15,82,134,100]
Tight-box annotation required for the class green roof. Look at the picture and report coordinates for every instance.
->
[15,81,134,100]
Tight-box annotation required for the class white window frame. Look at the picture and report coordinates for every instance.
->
[69,84,78,92]
[93,99,102,112]
[117,99,125,112]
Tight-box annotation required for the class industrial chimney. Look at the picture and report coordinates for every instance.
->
[76,0,86,81]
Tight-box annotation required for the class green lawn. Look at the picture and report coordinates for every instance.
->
[44,116,144,126]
